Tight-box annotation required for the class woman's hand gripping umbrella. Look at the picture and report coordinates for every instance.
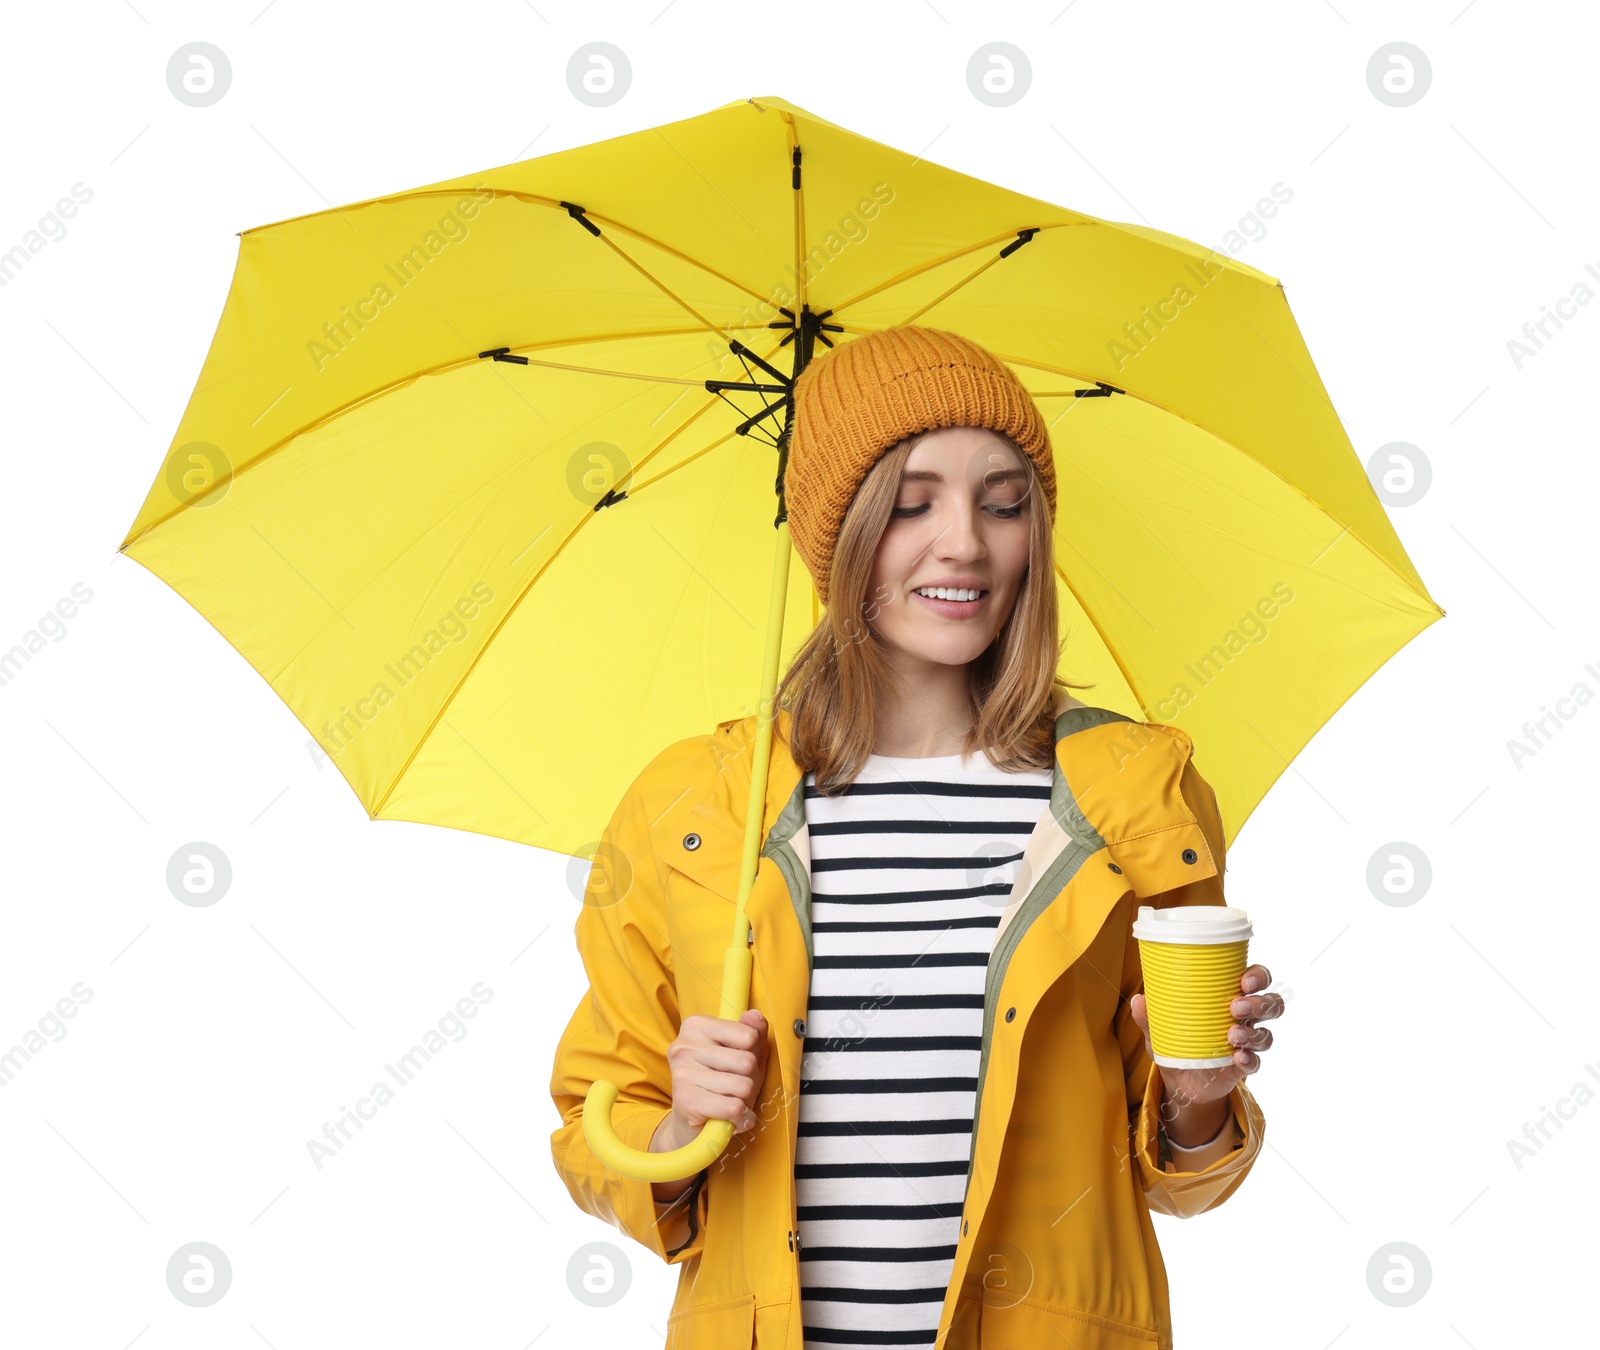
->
[581,511,798,1181]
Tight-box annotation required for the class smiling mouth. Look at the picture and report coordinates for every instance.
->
[910,587,990,617]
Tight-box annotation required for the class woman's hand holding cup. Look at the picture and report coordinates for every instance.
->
[1127,904,1281,1148]
[1129,962,1282,1111]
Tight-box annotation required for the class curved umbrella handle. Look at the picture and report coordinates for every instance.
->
[578,522,794,1183]
[582,942,752,1181]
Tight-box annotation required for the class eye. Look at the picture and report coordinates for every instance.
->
[893,501,1022,519]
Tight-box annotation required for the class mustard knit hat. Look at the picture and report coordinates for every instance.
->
[784,324,1056,605]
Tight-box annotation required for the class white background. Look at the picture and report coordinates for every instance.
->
[1,1,1594,1346]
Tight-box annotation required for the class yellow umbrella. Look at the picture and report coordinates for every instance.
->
[120,94,1443,1181]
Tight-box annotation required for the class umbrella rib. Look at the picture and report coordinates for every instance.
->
[484,331,794,450]
[784,112,808,321]
[891,250,1012,327]
[1053,558,1153,722]
[588,372,756,499]
[618,426,744,500]
[366,333,794,822]
[482,351,761,388]
[243,188,778,313]
[480,338,792,453]
[589,229,741,345]
[823,223,1087,316]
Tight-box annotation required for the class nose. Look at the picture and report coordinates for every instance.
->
[930,498,986,562]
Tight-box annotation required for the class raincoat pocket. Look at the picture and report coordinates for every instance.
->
[979,1296,1166,1350]
[664,1289,756,1348]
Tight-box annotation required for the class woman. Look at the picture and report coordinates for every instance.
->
[550,326,1282,1350]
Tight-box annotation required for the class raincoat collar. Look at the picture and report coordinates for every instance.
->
[656,686,1213,903]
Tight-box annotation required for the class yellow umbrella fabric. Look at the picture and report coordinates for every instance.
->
[120,93,1442,858]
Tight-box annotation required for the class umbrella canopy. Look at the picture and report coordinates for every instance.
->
[120,93,1442,858]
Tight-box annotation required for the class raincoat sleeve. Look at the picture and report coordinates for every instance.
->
[1116,754,1268,1220]
[548,764,711,1265]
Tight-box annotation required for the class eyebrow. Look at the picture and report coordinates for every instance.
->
[898,468,1029,485]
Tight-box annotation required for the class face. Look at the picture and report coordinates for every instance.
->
[864,426,1034,672]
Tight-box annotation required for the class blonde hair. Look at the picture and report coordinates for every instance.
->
[776,431,1093,794]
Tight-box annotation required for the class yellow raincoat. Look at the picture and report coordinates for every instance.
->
[550,689,1266,1349]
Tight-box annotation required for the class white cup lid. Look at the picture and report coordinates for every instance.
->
[1131,904,1252,944]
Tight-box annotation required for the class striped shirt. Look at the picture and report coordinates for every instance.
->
[795,749,1053,1349]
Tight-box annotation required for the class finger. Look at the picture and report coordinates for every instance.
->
[681,1010,755,1055]
[1229,991,1286,1023]
[1227,1023,1273,1052]
[711,1018,767,1051]
[1130,992,1151,1029]
[691,1093,758,1130]
[688,1044,761,1077]
[1230,1046,1260,1074]
[681,1014,765,1052]
[688,1074,761,1106]
[1240,964,1272,993]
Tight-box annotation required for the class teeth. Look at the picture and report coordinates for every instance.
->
[915,587,981,601]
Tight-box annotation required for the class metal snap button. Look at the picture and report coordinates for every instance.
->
[793,1018,806,1037]
[683,833,701,851]
[1107,862,1123,874]
[1004,1007,1016,1022]
[962,1219,969,1235]
[1182,848,1198,864]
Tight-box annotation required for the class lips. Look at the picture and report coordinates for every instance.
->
[911,589,990,618]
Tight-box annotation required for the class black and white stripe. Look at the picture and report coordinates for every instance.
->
[796,750,1053,1350]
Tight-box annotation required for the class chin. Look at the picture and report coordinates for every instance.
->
[891,632,997,666]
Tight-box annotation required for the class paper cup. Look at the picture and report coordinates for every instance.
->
[1131,905,1252,1069]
